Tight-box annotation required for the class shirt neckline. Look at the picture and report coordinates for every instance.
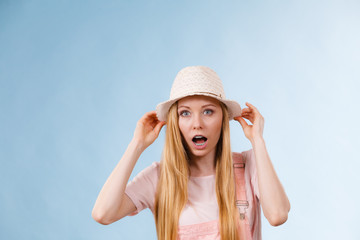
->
[189,174,215,179]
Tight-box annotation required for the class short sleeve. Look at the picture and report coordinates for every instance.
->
[243,149,260,200]
[124,162,160,216]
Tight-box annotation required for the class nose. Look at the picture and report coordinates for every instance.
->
[192,113,203,129]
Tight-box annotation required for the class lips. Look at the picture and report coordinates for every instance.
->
[192,135,208,147]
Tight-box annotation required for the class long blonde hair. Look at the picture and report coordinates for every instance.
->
[154,101,240,240]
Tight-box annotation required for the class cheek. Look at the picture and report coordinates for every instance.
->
[214,123,222,139]
[178,119,188,137]
[211,118,223,139]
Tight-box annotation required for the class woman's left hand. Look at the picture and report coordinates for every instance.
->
[234,102,264,142]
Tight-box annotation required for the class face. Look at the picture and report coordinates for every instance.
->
[177,95,223,159]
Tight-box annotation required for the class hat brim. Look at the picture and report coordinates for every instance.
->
[155,93,242,122]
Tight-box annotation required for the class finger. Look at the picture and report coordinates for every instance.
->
[153,121,166,135]
[245,102,259,112]
[236,116,249,130]
[140,112,154,123]
[241,114,252,120]
[241,113,253,119]
[241,108,252,113]
[234,116,245,125]
[241,115,254,124]
[246,103,263,120]
[149,119,158,129]
[145,111,158,119]
[142,111,161,125]
[234,116,242,121]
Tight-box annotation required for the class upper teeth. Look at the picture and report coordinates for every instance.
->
[194,136,203,138]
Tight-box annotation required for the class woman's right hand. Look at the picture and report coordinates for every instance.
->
[132,111,166,151]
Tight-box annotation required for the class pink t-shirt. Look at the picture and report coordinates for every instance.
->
[125,149,262,239]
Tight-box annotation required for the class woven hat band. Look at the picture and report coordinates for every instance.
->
[192,91,223,99]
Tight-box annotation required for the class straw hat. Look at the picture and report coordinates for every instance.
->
[155,66,242,121]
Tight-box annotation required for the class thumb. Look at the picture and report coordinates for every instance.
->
[235,116,248,130]
[153,121,166,136]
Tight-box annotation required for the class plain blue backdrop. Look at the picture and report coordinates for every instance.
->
[1,0,359,239]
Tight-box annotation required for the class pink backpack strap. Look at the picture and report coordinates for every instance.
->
[233,152,253,240]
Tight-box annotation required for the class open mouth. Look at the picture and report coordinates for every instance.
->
[192,135,208,146]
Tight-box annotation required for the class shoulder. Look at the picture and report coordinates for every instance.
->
[232,149,254,162]
[144,161,160,172]
[134,161,160,180]
[125,161,161,214]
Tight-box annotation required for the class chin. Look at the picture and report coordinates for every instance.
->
[189,146,215,158]
[190,150,208,157]
[183,139,216,159]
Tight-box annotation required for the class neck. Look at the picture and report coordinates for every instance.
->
[188,148,217,177]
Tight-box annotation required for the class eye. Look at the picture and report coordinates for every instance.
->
[204,109,213,115]
[179,110,190,117]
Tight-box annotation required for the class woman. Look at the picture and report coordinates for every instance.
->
[92,66,290,240]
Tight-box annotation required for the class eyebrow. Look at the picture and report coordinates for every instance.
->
[178,104,217,109]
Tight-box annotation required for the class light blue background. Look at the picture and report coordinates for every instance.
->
[1,0,359,239]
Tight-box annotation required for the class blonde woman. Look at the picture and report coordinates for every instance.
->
[92,66,290,240]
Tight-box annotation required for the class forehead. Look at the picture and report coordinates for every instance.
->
[177,95,221,107]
